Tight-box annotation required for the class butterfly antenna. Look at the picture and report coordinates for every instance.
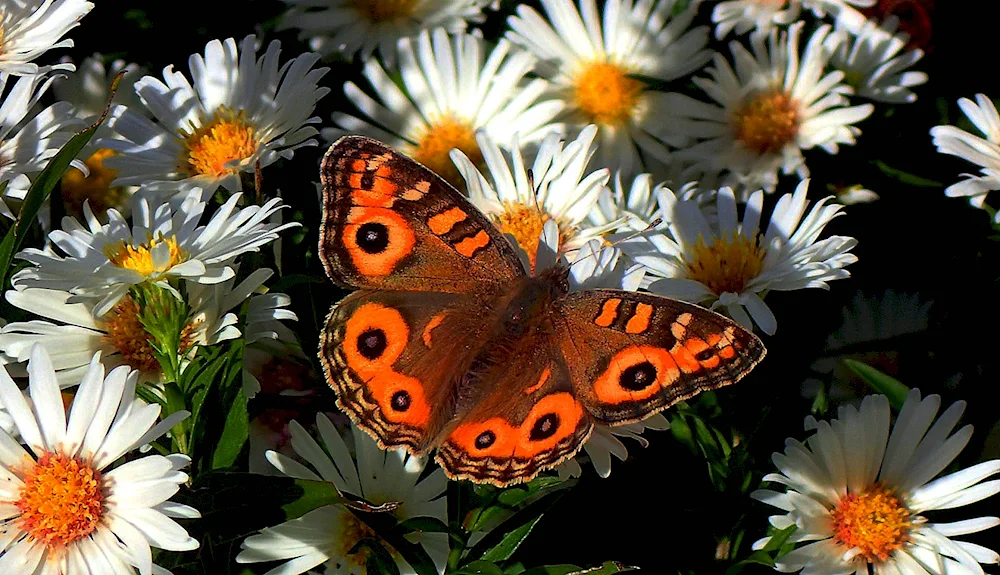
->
[566,217,664,271]
[526,168,543,216]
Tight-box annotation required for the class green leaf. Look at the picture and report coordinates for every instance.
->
[0,71,122,290]
[453,561,505,575]
[211,388,249,468]
[761,524,798,552]
[568,562,639,574]
[723,551,775,575]
[465,480,571,563]
[842,359,911,409]
[521,566,582,575]
[669,413,695,453]
[872,160,943,188]
[399,516,450,534]
[481,514,544,563]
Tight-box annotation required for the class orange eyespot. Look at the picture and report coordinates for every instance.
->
[514,393,583,457]
[343,303,409,376]
[342,207,416,276]
[368,372,431,428]
[592,345,680,405]
[449,418,518,458]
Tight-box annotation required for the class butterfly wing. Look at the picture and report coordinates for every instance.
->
[319,136,524,293]
[434,330,594,486]
[554,290,766,425]
[320,289,499,452]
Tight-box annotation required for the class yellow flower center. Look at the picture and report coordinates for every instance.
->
[731,89,800,155]
[493,202,576,272]
[572,61,643,126]
[831,484,911,563]
[60,148,127,217]
[685,232,765,295]
[102,295,196,374]
[181,108,257,178]
[16,452,104,548]
[411,116,481,188]
[105,235,187,278]
[348,0,419,23]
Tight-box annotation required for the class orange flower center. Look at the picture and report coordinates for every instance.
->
[732,90,800,155]
[831,484,911,563]
[105,235,187,278]
[686,232,765,295]
[493,202,576,272]
[16,452,104,548]
[181,108,257,177]
[60,148,127,217]
[572,61,643,126]
[348,0,419,23]
[102,295,196,374]
[410,116,481,188]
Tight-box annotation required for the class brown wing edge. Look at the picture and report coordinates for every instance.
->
[434,422,594,487]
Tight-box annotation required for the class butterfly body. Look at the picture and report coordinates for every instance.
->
[318,136,766,486]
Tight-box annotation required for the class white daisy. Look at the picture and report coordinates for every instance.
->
[625,179,857,335]
[452,126,615,271]
[710,0,877,39]
[328,28,563,189]
[668,22,874,194]
[929,94,1000,223]
[1,71,85,219]
[0,266,278,386]
[826,11,927,103]
[97,34,329,200]
[0,346,199,575]
[506,0,713,178]
[237,415,448,575]
[0,0,92,76]
[12,189,297,317]
[277,0,491,62]
[752,389,1000,575]
[590,172,708,234]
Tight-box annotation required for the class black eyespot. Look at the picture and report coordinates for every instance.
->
[390,390,411,412]
[620,361,657,391]
[695,348,715,361]
[357,328,387,360]
[529,413,559,441]
[356,222,389,254]
[475,430,496,450]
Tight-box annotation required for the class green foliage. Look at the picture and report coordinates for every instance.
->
[843,359,911,409]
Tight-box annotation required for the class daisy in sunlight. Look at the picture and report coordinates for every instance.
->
[752,390,1000,575]
[237,415,448,575]
[1,72,85,220]
[98,34,329,200]
[0,347,198,575]
[710,0,876,39]
[278,0,491,63]
[506,0,712,178]
[327,28,563,188]
[668,22,874,195]
[0,0,92,75]
[452,126,616,271]
[12,189,295,317]
[624,180,857,335]
[930,94,1000,223]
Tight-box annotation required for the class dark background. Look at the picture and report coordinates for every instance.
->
[56,1,1000,571]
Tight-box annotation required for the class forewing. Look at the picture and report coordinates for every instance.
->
[319,136,523,293]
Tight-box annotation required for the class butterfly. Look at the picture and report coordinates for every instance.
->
[317,136,766,486]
